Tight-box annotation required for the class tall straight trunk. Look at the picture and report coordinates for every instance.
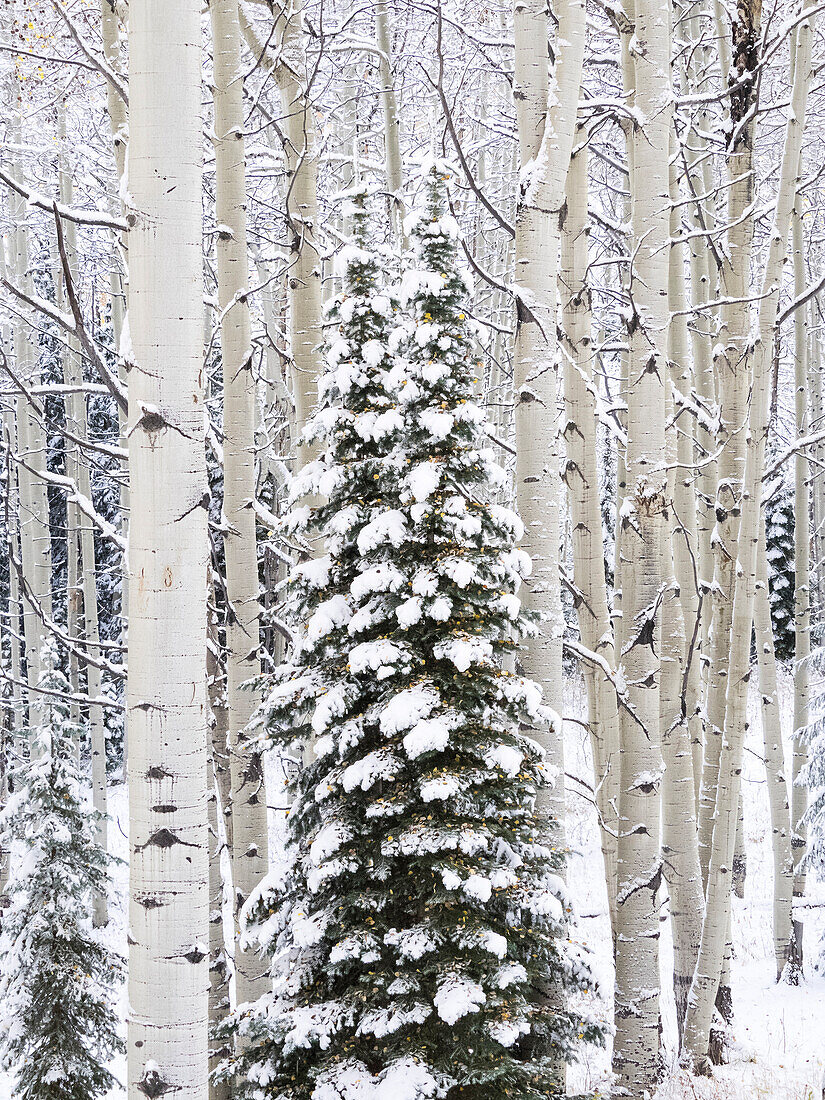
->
[808,328,825,620]
[560,140,620,933]
[126,2,209,1097]
[613,0,672,1088]
[663,159,704,1042]
[698,1,761,883]
[99,0,130,771]
[683,5,815,1066]
[57,123,109,925]
[210,0,269,1007]
[207,605,231,1100]
[512,0,585,821]
[375,0,404,239]
[10,176,53,721]
[240,0,323,472]
[754,519,794,980]
[789,195,810,978]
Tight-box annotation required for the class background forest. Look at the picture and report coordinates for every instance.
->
[0,0,824,1098]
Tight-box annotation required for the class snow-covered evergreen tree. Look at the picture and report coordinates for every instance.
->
[765,477,796,662]
[218,168,601,1099]
[0,645,124,1100]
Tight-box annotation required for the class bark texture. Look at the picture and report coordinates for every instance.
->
[126,3,210,1096]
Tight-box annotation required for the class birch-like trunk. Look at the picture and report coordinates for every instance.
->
[560,140,620,932]
[754,519,794,980]
[789,194,810,979]
[663,167,704,1040]
[210,0,269,1007]
[698,0,761,882]
[126,2,210,1096]
[683,5,815,1064]
[375,0,404,239]
[512,0,585,820]
[10,183,53,720]
[612,0,672,1086]
[57,125,109,926]
[207,608,231,1100]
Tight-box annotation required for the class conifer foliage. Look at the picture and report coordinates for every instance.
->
[765,478,796,663]
[0,647,124,1100]
[220,167,601,1099]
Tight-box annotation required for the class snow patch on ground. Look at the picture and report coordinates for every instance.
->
[563,669,825,1099]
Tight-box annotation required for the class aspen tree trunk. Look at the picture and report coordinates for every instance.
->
[789,195,810,979]
[375,0,404,239]
[663,164,704,1041]
[0,239,22,743]
[207,607,231,1100]
[612,0,672,1086]
[240,0,323,471]
[57,128,109,926]
[10,176,53,720]
[683,6,815,1065]
[99,0,130,769]
[754,520,794,980]
[100,0,128,182]
[210,0,269,1007]
[126,2,210,1097]
[698,0,761,882]
[809,329,825,620]
[512,0,585,820]
[560,140,620,932]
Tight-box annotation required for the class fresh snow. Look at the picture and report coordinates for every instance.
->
[403,716,452,759]
[433,975,486,1025]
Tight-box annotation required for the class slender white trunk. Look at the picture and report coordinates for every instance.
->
[10,171,53,720]
[512,0,585,819]
[57,121,109,925]
[210,0,269,1007]
[560,140,620,933]
[126,2,209,1096]
[375,0,404,239]
[613,0,672,1086]
[664,170,704,1040]
[698,1,762,879]
[207,605,231,1100]
[684,6,816,1065]
[754,519,794,980]
[790,194,810,978]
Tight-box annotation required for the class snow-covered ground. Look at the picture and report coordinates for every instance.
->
[2,672,822,1098]
[565,670,825,1099]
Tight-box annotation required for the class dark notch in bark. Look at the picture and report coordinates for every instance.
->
[137,1067,173,1098]
[147,765,173,780]
[137,828,199,852]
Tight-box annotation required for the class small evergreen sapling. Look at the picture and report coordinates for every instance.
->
[218,170,601,1100]
[0,648,124,1100]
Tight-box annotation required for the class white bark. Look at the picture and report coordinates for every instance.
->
[126,2,210,1096]
[512,0,584,819]
[57,120,109,926]
[210,0,269,1007]
[560,139,620,934]
[790,192,810,978]
[664,171,704,1040]
[375,0,404,239]
[683,4,816,1065]
[754,519,794,981]
[613,0,672,1084]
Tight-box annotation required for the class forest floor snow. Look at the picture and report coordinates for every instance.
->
[1,670,822,1098]
[565,669,825,1099]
